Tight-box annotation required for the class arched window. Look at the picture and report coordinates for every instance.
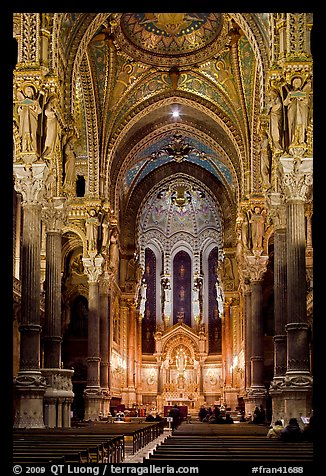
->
[142,248,156,353]
[173,250,191,326]
[208,247,221,353]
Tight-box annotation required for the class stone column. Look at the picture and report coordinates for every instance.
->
[223,299,233,388]
[42,198,67,369]
[13,163,48,428]
[126,300,137,405]
[13,191,22,279]
[243,279,252,390]
[82,256,104,420]
[120,302,129,406]
[279,155,313,420]
[136,314,143,404]
[224,298,238,409]
[99,273,111,417]
[245,252,268,415]
[268,192,288,421]
[41,198,74,427]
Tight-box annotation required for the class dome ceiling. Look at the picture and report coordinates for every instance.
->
[115,13,229,66]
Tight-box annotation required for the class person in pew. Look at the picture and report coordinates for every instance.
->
[280,417,303,441]
[266,420,284,438]
[224,413,234,424]
[169,405,182,431]
[198,405,208,421]
[154,413,163,421]
[301,415,314,441]
[145,412,155,422]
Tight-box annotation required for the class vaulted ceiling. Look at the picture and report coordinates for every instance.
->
[58,13,270,251]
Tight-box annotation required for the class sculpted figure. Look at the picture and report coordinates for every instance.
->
[109,229,119,272]
[250,206,266,249]
[259,127,272,189]
[283,77,310,146]
[267,88,283,151]
[17,85,42,154]
[63,135,77,194]
[43,97,58,157]
[86,209,99,252]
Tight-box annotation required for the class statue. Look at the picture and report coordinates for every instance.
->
[215,282,224,316]
[283,77,310,146]
[85,209,99,253]
[259,127,272,190]
[240,210,249,249]
[126,256,136,280]
[43,97,58,157]
[101,219,109,252]
[17,85,42,154]
[63,135,77,195]
[109,229,119,272]
[223,256,234,282]
[249,206,266,250]
[267,88,283,151]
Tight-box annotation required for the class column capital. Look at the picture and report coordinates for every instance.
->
[279,156,313,202]
[266,191,287,230]
[42,197,67,232]
[82,256,104,284]
[98,272,112,295]
[244,252,269,282]
[13,163,49,205]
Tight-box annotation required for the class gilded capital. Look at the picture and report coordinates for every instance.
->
[244,253,268,282]
[42,197,67,232]
[279,157,313,202]
[13,163,48,205]
[266,191,287,230]
[82,256,104,284]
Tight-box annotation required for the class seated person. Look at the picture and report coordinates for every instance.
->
[280,418,302,441]
[267,420,283,438]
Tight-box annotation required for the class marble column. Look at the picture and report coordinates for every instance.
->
[279,155,313,421]
[42,198,67,369]
[245,252,268,415]
[13,163,48,428]
[82,256,104,420]
[13,191,22,279]
[126,301,137,405]
[243,279,252,391]
[99,273,111,417]
[136,315,143,404]
[268,192,288,421]
[223,299,233,388]
[41,198,74,427]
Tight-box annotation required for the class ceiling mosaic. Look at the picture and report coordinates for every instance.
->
[139,179,222,238]
[120,13,223,55]
[123,133,234,196]
[115,13,229,67]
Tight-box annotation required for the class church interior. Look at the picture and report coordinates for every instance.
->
[12,13,314,433]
